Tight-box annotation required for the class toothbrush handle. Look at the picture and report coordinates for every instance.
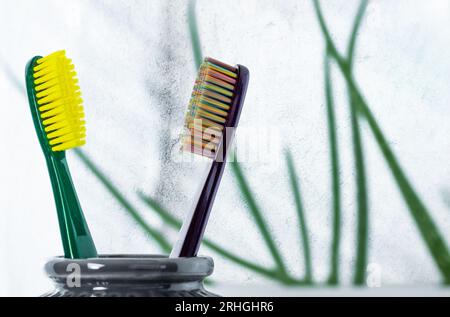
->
[45,156,76,258]
[52,155,98,259]
[171,160,225,257]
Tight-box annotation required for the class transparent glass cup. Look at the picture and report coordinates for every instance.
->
[43,255,217,297]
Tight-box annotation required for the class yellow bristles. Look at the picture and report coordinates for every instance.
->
[182,57,238,158]
[33,50,86,152]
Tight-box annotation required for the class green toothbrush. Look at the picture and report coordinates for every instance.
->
[25,50,97,259]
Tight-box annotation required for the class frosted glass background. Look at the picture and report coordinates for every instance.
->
[1,0,450,296]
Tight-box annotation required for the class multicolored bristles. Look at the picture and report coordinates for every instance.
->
[33,50,86,152]
[182,57,239,159]
[171,58,249,257]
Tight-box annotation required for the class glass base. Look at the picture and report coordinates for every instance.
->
[43,254,218,297]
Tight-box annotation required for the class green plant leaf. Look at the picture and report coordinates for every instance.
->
[139,193,181,228]
[312,0,348,70]
[346,0,369,286]
[346,0,369,67]
[348,84,450,284]
[348,85,369,286]
[230,162,288,276]
[285,150,313,283]
[188,0,203,69]
[73,149,172,253]
[313,0,450,284]
[323,53,341,285]
[137,193,298,283]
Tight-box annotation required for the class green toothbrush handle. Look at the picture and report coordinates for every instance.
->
[52,155,98,259]
[26,56,97,259]
[44,156,76,258]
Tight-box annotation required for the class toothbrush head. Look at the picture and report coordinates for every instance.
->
[182,57,249,160]
[25,50,86,153]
